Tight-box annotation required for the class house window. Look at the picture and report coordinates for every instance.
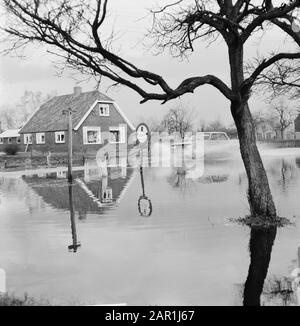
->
[98,103,109,116]
[0,138,3,144]
[8,138,12,144]
[24,134,33,144]
[36,133,45,144]
[83,127,101,144]
[109,126,126,144]
[17,137,21,144]
[55,131,65,144]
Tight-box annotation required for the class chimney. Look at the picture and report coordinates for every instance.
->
[73,86,82,96]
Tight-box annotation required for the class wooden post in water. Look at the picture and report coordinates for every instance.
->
[63,108,74,182]
[68,108,73,183]
[68,183,81,253]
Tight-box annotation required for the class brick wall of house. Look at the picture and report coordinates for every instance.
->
[0,137,24,152]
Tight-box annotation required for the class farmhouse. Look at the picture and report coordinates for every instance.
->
[19,87,135,155]
[0,129,22,150]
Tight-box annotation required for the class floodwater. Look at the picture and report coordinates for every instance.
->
[0,144,300,305]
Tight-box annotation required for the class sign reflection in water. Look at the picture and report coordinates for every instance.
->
[138,166,152,217]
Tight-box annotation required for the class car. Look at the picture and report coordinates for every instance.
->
[171,131,238,161]
[203,132,230,141]
[172,131,230,146]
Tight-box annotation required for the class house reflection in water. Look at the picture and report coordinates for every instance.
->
[21,165,134,217]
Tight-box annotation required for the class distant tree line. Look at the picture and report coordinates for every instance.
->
[138,99,299,141]
[252,98,299,140]
[0,90,55,131]
[137,104,238,138]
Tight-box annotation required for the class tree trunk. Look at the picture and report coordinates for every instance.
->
[228,43,276,219]
[231,101,277,219]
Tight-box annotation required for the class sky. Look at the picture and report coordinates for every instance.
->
[0,0,297,127]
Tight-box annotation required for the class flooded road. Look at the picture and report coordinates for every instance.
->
[0,146,300,305]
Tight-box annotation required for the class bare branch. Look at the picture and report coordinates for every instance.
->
[242,52,300,93]
[1,0,235,104]
[241,0,300,43]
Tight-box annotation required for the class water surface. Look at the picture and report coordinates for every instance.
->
[0,147,300,305]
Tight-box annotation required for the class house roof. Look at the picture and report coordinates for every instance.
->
[0,129,20,138]
[20,90,116,133]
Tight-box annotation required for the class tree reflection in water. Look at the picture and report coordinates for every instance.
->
[243,226,277,306]
[242,224,297,306]
[168,166,229,194]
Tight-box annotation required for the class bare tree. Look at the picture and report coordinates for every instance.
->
[135,116,164,132]
[0,105,17,129]
[198,120,206,132]
[0,90,55,130]
[205,119,226,132]
[269,99,295,139]
[251,109,275,134]
[17,90,52,122]
[254,60,300,100]
[2,0,300,219]
[161,104,195,138]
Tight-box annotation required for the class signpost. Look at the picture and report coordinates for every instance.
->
[63,108,75,183]
[136,123,152,216]
[136,123,151,165]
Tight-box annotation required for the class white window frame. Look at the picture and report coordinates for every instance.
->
[109,126,126,144]
[83,126,101,145]
[55,131,65,144]
[24,134,33,145]
[36,133,45,144]
[98,103,110,117]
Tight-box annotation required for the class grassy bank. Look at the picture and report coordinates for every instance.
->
[257,139,300,148]
[0,293,52,306]
[0,152,85,172]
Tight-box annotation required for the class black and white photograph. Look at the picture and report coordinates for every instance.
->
[0,0,300,309]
